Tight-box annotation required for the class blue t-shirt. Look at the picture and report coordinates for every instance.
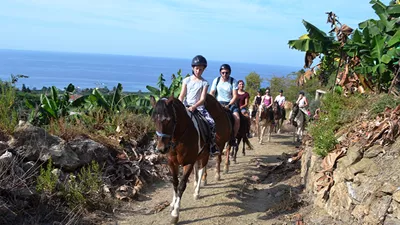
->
[182,75,209,107]
[210,76,238,102]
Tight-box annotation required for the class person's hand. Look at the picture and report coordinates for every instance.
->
[188,106,196,112]
[225,105,230,110]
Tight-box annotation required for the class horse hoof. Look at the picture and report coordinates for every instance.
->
[215,174,220,181]
[201,180,207,186]
[170,216,179,224]
[242,152,245,156]
[194,194,200,200]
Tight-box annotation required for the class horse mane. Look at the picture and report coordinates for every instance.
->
[152,96,188,122]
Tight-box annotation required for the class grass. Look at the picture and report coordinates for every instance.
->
[0,81,19,134]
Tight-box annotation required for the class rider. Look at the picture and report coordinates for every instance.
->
[259,88,274,122]
[237,80,251,137]
[178,55,219,156]
[210,64,239,147]
[296,91,309,118]
[275,89,286,120]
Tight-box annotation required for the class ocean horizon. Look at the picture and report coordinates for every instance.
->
[0,49,301,92]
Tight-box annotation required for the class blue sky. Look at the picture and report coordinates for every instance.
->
[0,0,384,67]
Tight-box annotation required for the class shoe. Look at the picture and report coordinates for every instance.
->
[210,145,220,157]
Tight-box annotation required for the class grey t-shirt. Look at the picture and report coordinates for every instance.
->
[183,75,209,107]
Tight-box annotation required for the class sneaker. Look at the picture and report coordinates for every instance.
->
[210,145,220,157]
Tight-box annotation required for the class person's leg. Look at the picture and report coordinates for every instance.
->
[198,108,219,155]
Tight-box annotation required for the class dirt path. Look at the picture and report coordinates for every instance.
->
[114,133,304,225]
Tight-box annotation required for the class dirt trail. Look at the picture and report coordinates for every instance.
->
[113,133,303,225]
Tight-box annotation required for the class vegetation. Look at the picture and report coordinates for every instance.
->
[288,0,400,94]
[245,72,263,101]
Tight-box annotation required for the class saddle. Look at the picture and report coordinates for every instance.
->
[190,110,211,144]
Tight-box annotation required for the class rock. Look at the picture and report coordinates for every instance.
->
[325,182,354,223]
[348,158,379,177]
[391,200,400,219]
[339,146,362,167]
[393,191,400,203]
[384,216,400,225]
[364,145,383,158]
[67,138,110,167]
[364,195,392,224]
[22,161,35,172]
[0,150,13,169]
[381,182,397,195]
[274,190,285,197]
[9,122,64,161]
[352,204,369,221]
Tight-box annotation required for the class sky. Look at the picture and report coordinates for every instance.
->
[0,0,385,67]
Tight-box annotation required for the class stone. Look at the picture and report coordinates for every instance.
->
[348,158,379,177]
[381,182,397,195]
[325,182,354,223]
[352,204,369,221]
[384,216,400,225]
[393,191,400,203]
[364,195,392,224]
[391,200,400,219]
[364,145,384,158]
[339,146,362,167]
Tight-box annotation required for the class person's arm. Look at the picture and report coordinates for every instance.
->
[267,96,273,108]
[178,81,187,103]
[228,79,238,107]
[304,97,309,107]
[189,85,208,111]
[241,93,249,109]
[209,78,217,97]
[281,96,286,107]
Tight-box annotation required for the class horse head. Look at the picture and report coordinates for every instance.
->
[150,96,177,154]
[289,103,299,125]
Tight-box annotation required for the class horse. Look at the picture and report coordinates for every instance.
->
[249,104,259,137]
[150,96,210,224]
[230,112,253,163]
[204,94,235,177]
[289,103,307,143]
[272,101,285,134]
[258,105,274,144]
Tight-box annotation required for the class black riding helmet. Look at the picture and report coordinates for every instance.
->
[191,55,207,68]
[220,64,231,73]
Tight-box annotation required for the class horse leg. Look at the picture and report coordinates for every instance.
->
[169,163,179,213]
[201,166,207,186]
[193,160,199,188]
[259,126,265,144]
[171,164,194,224]
[194,160,206,200]
[215,152,222,181]
[241,137,246,156]
[224,145,230,173]
[268,123,272,142]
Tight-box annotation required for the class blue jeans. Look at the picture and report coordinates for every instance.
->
[219,101,239,114]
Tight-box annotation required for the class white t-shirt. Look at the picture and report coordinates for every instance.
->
[182,76,208,107]
[275,95,286,106]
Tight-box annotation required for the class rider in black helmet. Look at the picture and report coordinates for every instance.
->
[210,63,239,147]
[179,55,219,156]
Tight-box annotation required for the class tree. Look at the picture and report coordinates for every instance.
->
[245,72,263,104]
[22,84,27,92]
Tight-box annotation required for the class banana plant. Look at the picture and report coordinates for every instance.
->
[146,69,188,101]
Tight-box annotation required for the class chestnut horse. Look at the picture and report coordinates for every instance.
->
[272,101,285,134]
[204,94,233,178]
[258,105,274,144]
[150,96,210,224]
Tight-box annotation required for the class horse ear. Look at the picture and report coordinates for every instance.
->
[149,95,156,108]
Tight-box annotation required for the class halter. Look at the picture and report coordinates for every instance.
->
[155,98,178,149]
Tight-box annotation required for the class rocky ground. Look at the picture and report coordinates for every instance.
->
[107,132,309,225]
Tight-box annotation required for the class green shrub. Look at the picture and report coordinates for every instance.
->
[0,81,18,133]
[36,158,59,194]
[370,94,400,117]
[63,161,103,209]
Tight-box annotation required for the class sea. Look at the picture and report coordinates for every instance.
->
[0,49,300,92]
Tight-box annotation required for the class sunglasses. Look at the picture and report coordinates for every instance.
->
[221,72,230,75]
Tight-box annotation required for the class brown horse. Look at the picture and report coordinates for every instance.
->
[272,101,285,134]
[258,105,274,144]
[150,96,210,224]
[204,94,233,178]
[249,104,259,137]
[231,113,253,163]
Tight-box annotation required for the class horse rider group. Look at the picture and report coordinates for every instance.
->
[178,54,309,157]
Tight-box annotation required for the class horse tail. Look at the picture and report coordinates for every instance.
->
[243,137,254,150]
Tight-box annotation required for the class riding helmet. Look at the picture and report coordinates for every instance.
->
[191,55,207,68]
[219,64,231,72]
